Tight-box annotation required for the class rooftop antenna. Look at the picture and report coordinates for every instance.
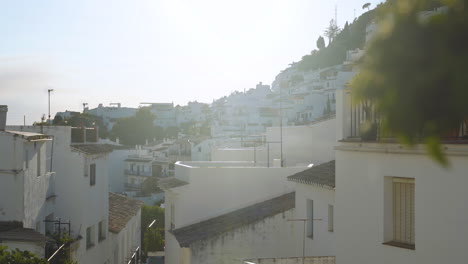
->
[335,4,338,25]
[82,103,88,113]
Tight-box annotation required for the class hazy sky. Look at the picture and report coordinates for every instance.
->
[1,0,384,125]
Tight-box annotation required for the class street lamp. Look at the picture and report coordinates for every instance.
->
[48,89,54,124]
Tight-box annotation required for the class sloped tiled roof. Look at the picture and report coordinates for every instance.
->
[108,192,144,234]
[71,144,117,155]
[0,222,48,243]
[171,192,295,247]
[157,177,188,190]
[2,130,51,141]
[287,160,335,189]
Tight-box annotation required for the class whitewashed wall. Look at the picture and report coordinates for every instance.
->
[0,132,51,233]
[172,162,307,228]
[266,118,336,166]
[190,209,298,264]
[9,126,110,264]
[295,183,335,257]
[109,209,142,264]
[336,143,468,264]
[108,148,138,193]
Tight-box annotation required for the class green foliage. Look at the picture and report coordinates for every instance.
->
[164,126,179,139]
[350,0,467,166]
[316,36,325,50]
[52,113,108,138]
[298,10,375,71]
[111,108,163,146]
[324,19,341,44]
[0,246,48,264]
[46,233,77,264]
[141,204,165,253]
[143,228,164,252]
[141,177,162,196]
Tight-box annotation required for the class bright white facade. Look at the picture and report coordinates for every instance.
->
[287,161,336,258]
[161,161,309,264]
[8,125,112,263]
[108,192,143,264]
[0,117,52,257]
[335,143,468,264]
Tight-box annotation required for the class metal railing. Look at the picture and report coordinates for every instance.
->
[349,99,467,141]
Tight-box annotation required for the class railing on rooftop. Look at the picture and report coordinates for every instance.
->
[71,127,98,143]
[349,99,468,141]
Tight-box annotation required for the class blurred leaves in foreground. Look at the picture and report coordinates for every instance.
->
[351,0,468,166]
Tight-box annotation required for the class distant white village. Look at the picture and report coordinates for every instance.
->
[2,5,468,264]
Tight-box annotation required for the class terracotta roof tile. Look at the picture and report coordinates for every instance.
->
[157,177,188,190]
[287,160,335,189]
[108,192,144,234]
[172,192,295,247]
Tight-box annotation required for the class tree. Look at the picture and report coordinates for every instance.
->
[362,3,371,11]
[0,246,48,264]
[111,108,162,146]
[141,177,162,196]
[324,19,341,45]
[350,0,468,166]
[316,36,326,50]
[141,204,165,254]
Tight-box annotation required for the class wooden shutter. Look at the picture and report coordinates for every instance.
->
[393,178,415,245]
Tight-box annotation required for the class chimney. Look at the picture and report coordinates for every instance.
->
[0,105,8,131]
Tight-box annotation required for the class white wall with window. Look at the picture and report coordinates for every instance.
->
[294,183,335,257]
[336,143,468,264]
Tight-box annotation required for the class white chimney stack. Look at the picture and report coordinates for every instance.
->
[0,105,7,131]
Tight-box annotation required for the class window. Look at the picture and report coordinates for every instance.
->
[86,225,95,249]
[90,164,96,186]
[393,178,415,245]
[384,177,415,249]
[37,146,41,177]
[307,199,314,238]
[98,220,106,242]
[328,204,334,232]
[24,148,29,169]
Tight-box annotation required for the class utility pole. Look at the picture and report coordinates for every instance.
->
[48,89,54,124]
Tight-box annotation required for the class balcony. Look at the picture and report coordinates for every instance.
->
[347,99,468,143]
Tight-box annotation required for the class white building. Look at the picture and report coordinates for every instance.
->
[108,192,143,264]
[287,161,336,258]
[159,161,309,264]
[7,125,113,263]
[331,74,468,263]
[0,106,52,257]
[86,103,137,131]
